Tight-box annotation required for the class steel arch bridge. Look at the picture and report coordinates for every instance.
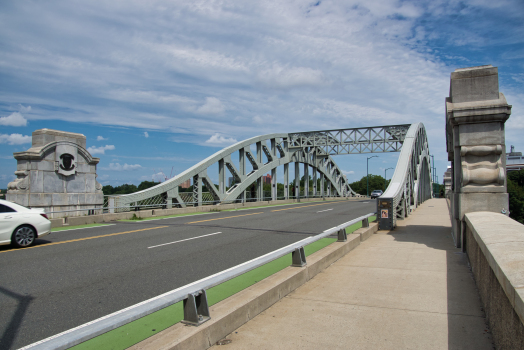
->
[111,123,432,228]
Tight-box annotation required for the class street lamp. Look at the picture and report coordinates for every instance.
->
[384,167,393,191]
[367,155,378,197]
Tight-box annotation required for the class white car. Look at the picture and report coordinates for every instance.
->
[0,199,51,248]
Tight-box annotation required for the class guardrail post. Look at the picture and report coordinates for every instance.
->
[362,217,369,228]
[182,290,210,326]
[337,228,347,242]
[292,247,306,267]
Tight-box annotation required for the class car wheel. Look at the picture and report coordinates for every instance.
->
[12,225,36,248]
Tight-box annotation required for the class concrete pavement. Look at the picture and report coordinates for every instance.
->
[206,198,494,349]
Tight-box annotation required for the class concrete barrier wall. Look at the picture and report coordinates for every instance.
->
[130,222,378,350]
[464,212,524,349]
[50,196,362,228]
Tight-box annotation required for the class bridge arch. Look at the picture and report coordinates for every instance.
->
[111,123,431,228]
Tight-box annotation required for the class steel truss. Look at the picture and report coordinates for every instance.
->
[111,124,429,225]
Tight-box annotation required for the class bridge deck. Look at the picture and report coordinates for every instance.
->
[208,199,494,349]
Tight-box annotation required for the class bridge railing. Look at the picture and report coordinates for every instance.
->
[41,192,353,218]
[21,212,375,350]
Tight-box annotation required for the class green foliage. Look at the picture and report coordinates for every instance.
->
[103,181,160,195]
[349,175,390,195]
[130,213,143,221]
[508,169,524,224]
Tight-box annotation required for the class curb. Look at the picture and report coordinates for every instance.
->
[129,223,379,350]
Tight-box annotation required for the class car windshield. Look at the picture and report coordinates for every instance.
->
[372,191,382,194]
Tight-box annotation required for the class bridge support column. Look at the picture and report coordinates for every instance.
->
[312,168,317,197]
[256,142,263,201]
[284,163,289,200]
[193,175,202,207]
[219,159,225,197]
[446,65,511,249]
[271,139,277,201]
[239,149,246,203]
[304,164,309,198]
[295,162,300,201]
[320,173,325,199]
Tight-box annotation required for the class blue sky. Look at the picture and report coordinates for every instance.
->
[1,0,523,189]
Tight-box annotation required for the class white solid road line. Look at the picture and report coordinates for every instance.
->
[148,232,222,249]
[317,208,333,213]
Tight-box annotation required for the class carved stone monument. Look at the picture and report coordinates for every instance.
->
[445,65,512,248]
[7,129,103,217]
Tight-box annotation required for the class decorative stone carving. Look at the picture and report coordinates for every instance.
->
[460,145,505,187]
[7,129,103,218]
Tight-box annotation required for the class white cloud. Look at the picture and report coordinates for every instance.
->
[343,170,355,175]
[105,162,142,171]
[97,136,108,141]
[19,105,31,113]
[257,66,327,89]
[0,133,32,145]
[87,145,115,155]
[196,97,225,115]
[0,112,27,127]
[144,131,149,138]
[204,133,238,147]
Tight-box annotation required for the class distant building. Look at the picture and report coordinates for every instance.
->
[228,177,234,187]
[180,179,191,189]
[507,145,524,172]
[263,174,271,184]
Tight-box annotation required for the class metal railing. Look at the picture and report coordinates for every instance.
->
[43,192,350,217]
[21,212,375,350]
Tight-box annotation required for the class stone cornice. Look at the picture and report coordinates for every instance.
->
[446,93,512,127]
[13,140,100,165]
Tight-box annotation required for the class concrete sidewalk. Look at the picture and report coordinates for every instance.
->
[209,199,494,349]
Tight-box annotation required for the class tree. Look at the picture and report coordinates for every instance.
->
[508,169,524,224]
[349,175,389,195]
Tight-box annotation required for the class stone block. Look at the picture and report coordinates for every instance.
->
[85,173,96,193]
[76,163,90,173]
[32,132,55,147]
[458,192,509,220]
[17,160,29,171]
[85,193,103,205]
[67,194,80,205]
[37,160,55,172]
[30,171,44,193]
[65,174,86,193]
[457,122,503,146]
[30,193,52,207]
[52,194,67,206]
[44,172,64,193]
[450,65,499,103]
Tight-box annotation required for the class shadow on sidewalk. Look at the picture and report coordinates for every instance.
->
[388,221,492,349]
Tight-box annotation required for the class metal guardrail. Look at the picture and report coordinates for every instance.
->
[21,212,375,350]
[43,193,351,216]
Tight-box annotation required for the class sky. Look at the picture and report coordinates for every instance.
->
[1,0,523,190]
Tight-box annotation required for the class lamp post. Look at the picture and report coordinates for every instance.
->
[367,155,378,197]
[384,167,393,191]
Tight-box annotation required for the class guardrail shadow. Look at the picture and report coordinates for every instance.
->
[0,286,34,350]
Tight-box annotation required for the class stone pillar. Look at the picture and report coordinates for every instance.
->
[443,166,452,197]
[7,129,103,218]
[446,65,512,248]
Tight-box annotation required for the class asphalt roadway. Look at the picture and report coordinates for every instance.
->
[0,199,375,349]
